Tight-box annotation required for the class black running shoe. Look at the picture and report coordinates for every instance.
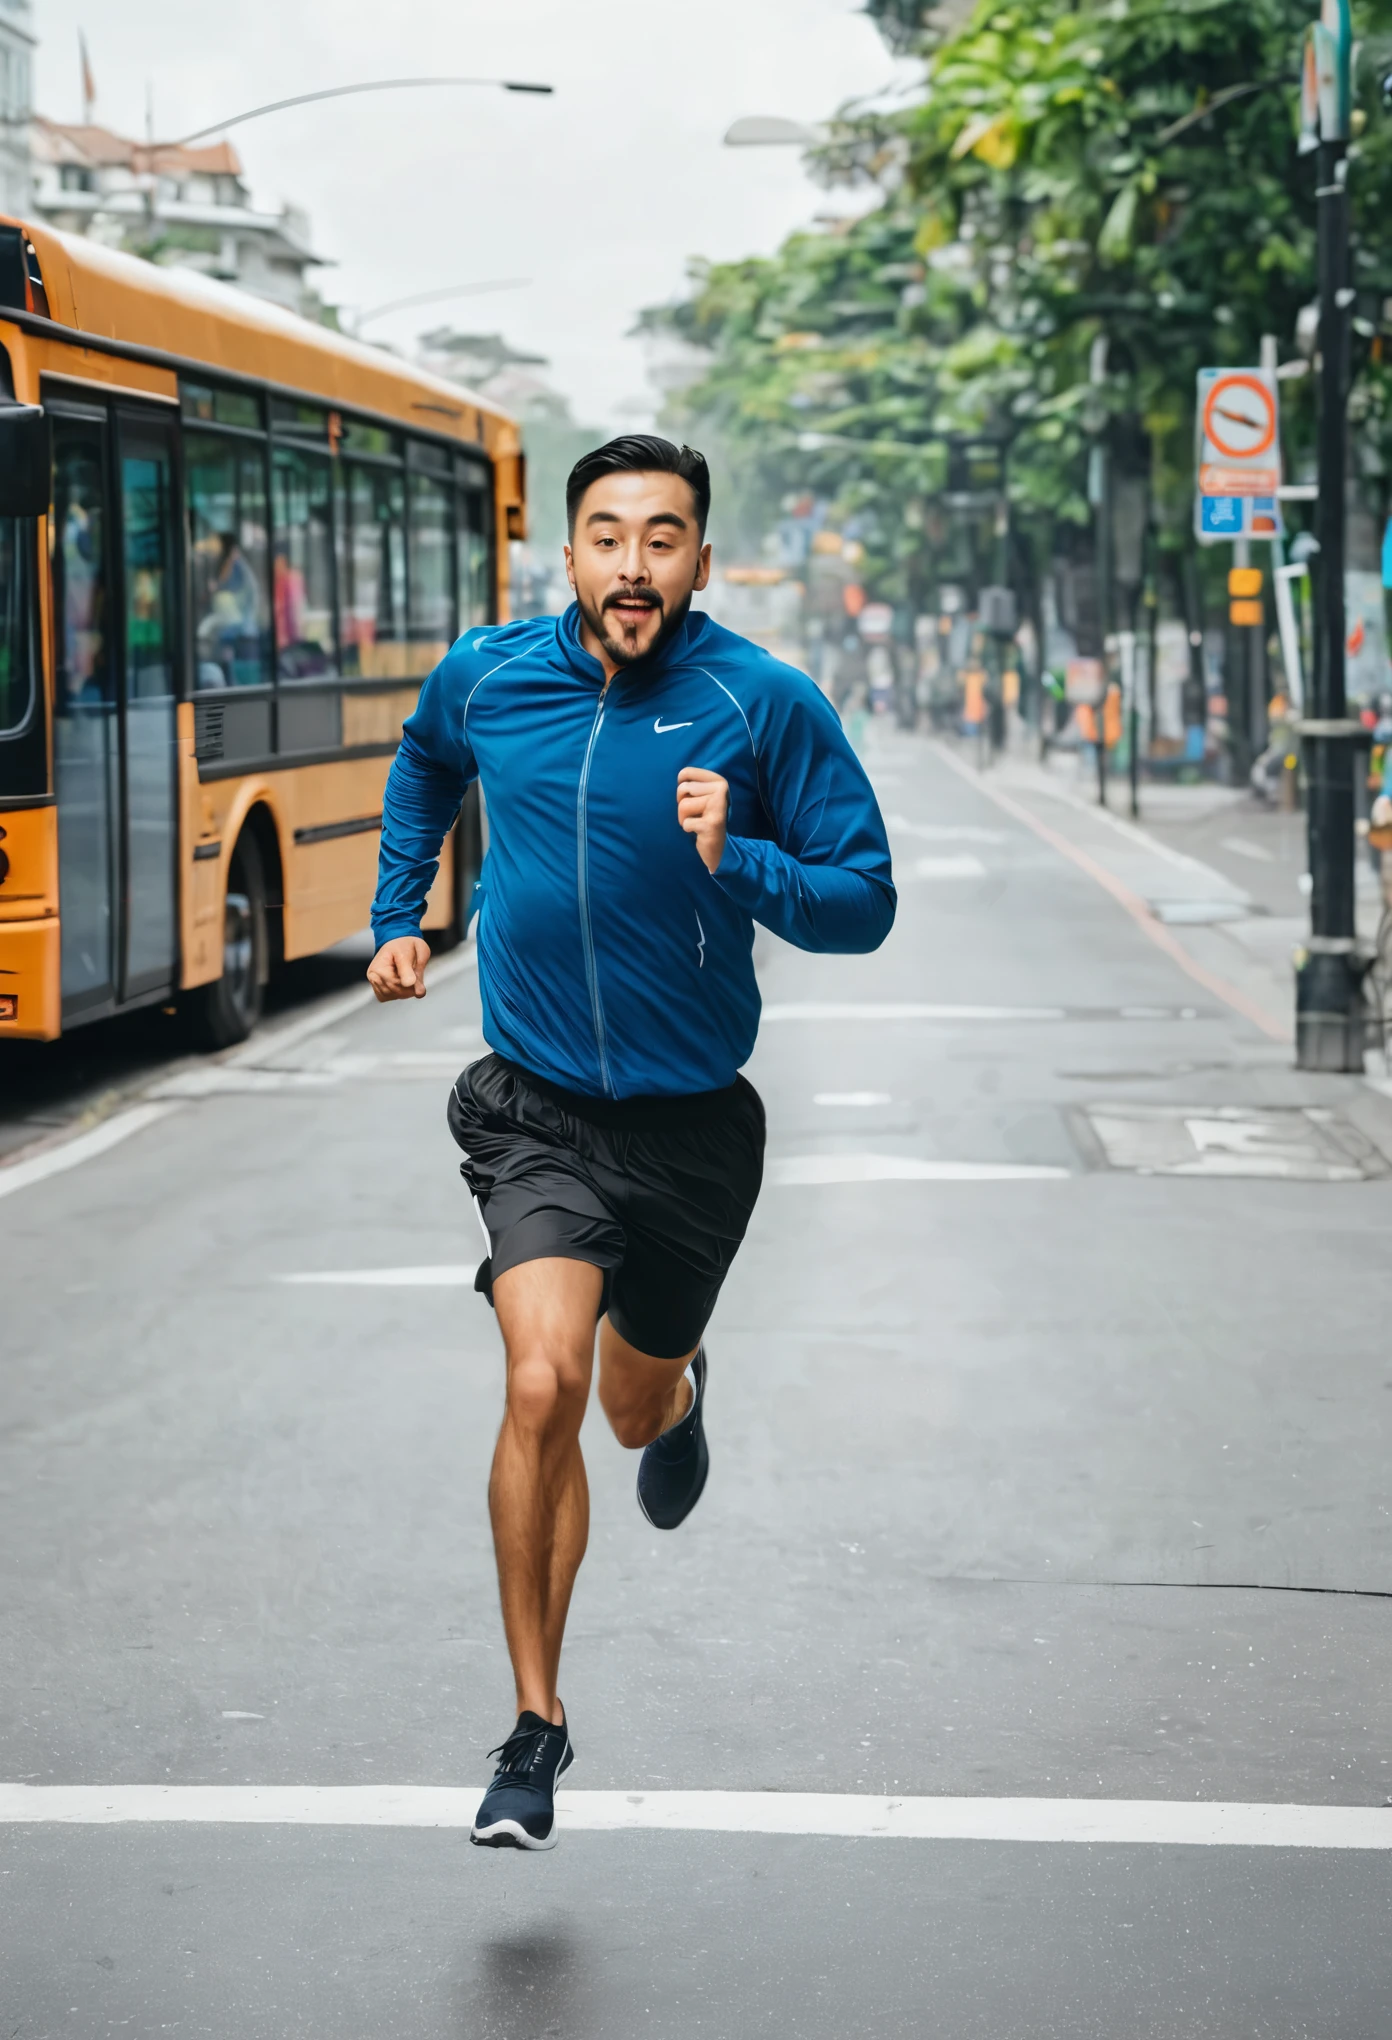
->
[470,1710,574,1850]
[637,1346,709,1530]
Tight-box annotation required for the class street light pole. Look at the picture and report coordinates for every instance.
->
[1297,0,1363,1070]
[146,76,553,156]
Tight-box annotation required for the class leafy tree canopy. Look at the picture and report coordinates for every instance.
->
[644,0,1392,602]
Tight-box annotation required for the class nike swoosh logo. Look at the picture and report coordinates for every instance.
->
[653,718,693,734]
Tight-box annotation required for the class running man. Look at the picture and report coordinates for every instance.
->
[367,437,895,1849]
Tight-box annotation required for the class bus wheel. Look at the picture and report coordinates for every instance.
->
[186,833,267,1049]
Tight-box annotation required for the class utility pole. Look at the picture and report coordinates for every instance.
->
[1111,414,1151,820]
[1089,336,1112,808]
[1297,0,1363,1070]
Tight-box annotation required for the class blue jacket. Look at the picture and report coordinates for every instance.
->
[371,602,895,1098]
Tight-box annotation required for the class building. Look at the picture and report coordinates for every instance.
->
[29,117,333,320]
[416,329,595,613]
[415,329,553,416]
[0,0,33,215]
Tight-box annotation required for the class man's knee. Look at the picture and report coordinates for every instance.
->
[598,1369,667,1450]
[605,1400,662,1451]
[506,1349,588,1438]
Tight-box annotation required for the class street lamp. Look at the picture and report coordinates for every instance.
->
[351,277,531,338]
[127,75,552,321]
[723,117,824,148]
[148,77,553,155]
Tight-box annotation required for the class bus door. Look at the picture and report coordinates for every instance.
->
[51,402,180,1017]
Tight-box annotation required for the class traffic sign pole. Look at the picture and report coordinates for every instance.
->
[1298,0,1363,1071]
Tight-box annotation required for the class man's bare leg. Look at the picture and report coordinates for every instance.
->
[598,1318,696,1447]
[490,1258,603,1722]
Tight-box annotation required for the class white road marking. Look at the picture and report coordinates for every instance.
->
[0,950,480,1190]
[814,1092,893,1107]
[152,1067,347,1098]
[762,1003,1066,1022]
[770,1155,1068,1185]
[151,1050,469,1098]
[379,1051,471,1067]
[909,854,987,879]
[1220,836,1275,863]
[279,1266,473,1287]
[1148,898,1252,926]
[226,943,478,1069]
[2,1784,1388,1849]
[224,984,377,1068]
[0,1103,179,1201]
[886,816,1008,844]
[1087,1105,1383,1182]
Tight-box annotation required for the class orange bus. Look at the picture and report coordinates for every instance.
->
[0,218,524,1045]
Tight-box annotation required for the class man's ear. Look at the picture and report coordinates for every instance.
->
[693,542,712,593]
[563,543,577,594]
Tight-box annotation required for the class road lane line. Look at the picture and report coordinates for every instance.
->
[279,1266,474,1286]
[227,943,478,1068]
[2,1784,1388,1848]
[769,1155,1069,1184]
[886,817,1008,844]
[0,1103,179,1201]
[761,1003,1067,1022]
[908,854,988,879]
[930,743,1290,1042]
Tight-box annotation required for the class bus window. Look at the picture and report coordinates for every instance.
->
[0,517,43,799]
[271,444,337,680]
[407,472,454,668]
[336,463,406,680]
[456,460,494,631]
[186,432,272,689]
[182,382,261,432]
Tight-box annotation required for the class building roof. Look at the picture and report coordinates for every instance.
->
[32,118,244,179]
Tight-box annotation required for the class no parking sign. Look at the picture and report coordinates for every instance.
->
[1194,367,1283,542]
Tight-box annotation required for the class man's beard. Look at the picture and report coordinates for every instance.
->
[579,586,693,670]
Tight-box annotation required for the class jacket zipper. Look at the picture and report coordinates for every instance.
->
[576,678,615,1096]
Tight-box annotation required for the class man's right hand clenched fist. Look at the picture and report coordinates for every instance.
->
[367,935,432,1002]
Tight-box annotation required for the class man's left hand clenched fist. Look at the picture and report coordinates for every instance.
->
[676,766,729,875]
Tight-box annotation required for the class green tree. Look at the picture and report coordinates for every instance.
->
[647,0,1392,617]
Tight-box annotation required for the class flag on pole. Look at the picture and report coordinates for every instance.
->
[79,31,95,124]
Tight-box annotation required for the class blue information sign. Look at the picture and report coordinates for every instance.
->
[1198,494,1283,541]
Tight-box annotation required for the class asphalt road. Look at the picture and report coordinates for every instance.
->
[4,728,1392,2038]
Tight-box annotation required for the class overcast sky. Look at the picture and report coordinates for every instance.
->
[36,1,912,426]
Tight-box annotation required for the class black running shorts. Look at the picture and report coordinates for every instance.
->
[447,1054,766,1361]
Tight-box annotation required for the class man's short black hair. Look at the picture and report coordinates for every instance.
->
[566,435,711,539]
